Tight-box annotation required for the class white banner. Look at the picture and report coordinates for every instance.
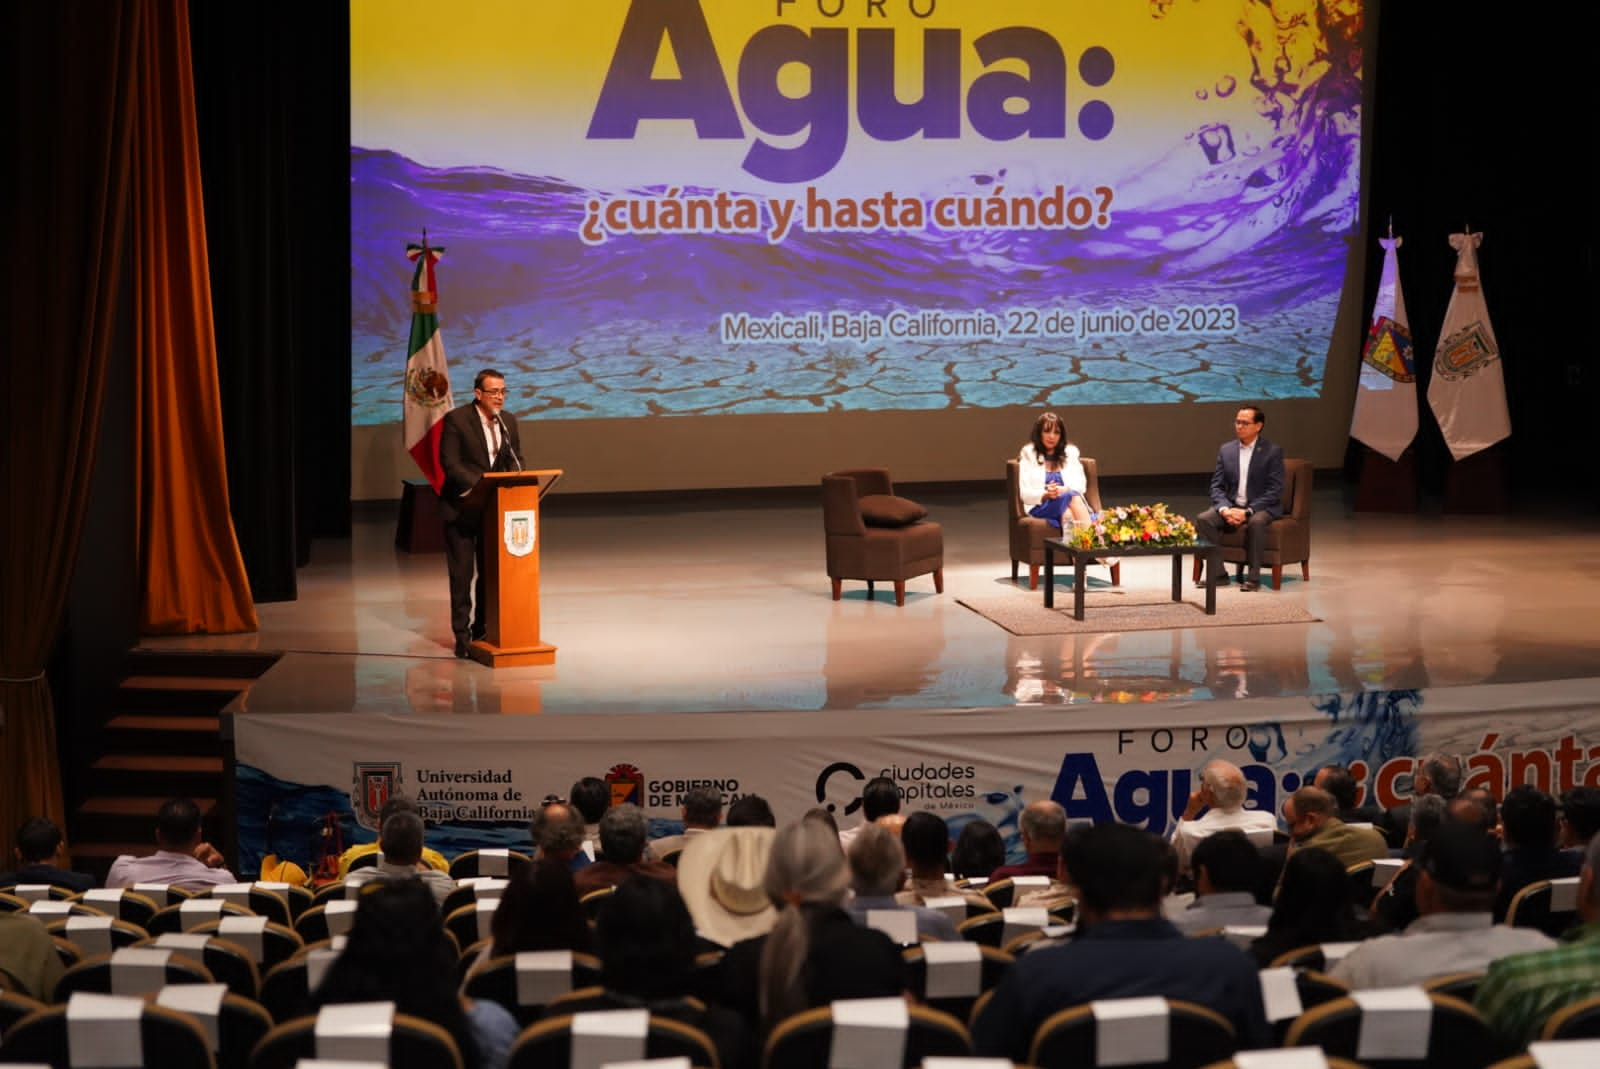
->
[233,679,1600,878]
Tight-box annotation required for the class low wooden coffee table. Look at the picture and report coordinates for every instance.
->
[1043,539,1224,621]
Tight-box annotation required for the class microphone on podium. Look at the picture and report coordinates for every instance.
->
[496,413,522,472]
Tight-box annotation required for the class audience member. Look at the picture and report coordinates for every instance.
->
[990,800,1068,881]
[104,797,237,890]
[1381,752,1462,848]
[801,806,839,835]
[573,803,676,897]
[1370,794,1450,932]
[843,822,960,941]
[1314,764,1386,826]
[1281,786,1388,868]
[648,786,723,858]
[1249,846,1378,968]
[950,819,1006,881]
[1170,830,1271,934]
[973,821,1271,1059]
[1170,759,1279,879]
[314,878,518,1069]
[725,794,777,828]
[485,857,592,961]
[530,801,593,873]
[1,816,93,892]
[712,820,906,1037]
[837,775,900,850]
[558,877,747,1069]
[1476,834,1600,1052]
[336,794,449,878]
[1560,786,1600,852]
[677,826,778,950]
[1494,784,1581,923]
[875,812,907,838]
[1461,787,1501,836]
[0,911,64,1000]
[896,811,991,911]
[569,776,612,848]
[346,810,457,907]
[1331,821,1554,989]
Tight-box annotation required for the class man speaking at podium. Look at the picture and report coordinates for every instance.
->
[439,368,526,658]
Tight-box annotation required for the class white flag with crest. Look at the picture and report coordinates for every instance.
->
[1350,231,1417,461]
[1427,230,1510,460]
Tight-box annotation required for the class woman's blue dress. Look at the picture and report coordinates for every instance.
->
[1027,471,1086,528]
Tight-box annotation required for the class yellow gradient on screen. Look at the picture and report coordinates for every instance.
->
[353,0,1269,189]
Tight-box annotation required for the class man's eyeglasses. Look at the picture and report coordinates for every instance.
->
[478,387,507,397]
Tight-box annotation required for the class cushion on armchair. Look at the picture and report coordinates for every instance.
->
[858,494,928,528]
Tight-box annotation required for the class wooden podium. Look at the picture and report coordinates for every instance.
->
[462,469,563,667]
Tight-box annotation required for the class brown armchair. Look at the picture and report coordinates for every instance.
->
[1191,457,1313,590]
[1007,457,1120,590]
[822,468,944,607]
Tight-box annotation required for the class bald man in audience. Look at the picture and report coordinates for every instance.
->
[1282,786,1389,868]
[1170,759,1279,878]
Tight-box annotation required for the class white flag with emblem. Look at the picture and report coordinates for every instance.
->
[1427,230,1510,460]
[1350,230,1417,461]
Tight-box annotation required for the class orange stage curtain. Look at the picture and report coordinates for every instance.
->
[132,0,258,635]
[2,5,139,853]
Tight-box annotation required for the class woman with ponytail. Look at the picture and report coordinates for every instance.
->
[711,819,908,1045]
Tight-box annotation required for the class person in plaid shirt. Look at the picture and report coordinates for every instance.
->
[1475,834,1600,1051]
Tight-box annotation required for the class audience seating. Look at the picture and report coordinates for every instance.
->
[1258,967,1350,1046]
[1283,990,1496,1069]
[183,988,274,1069]
[1189,456,1313,590]
[460,950,605,1027]
[1505,877,1582,939]
[1542,992,1600,1040]
[443,900,498,951]
[821,467,944,606]
[579,885,617,922]
[43,916,150,959]
[763,1000,972,1068]
[184,918,305,972]
[1491,1039,1600,1069]
[901,942,1013,1026]
[53,948,216,999]
[657,846,685,868]
[1200,1055,1366,1069]
[122,883,197,907]
[51,935,85,972]
[0,891,31,912]
[0,992,215,1069]
[135,934,263,1000]
[147,899,256,935]
[197,884,294,927]
[259,954,326,1025]
[310,881,363,909]
[249,1006,464,1069]
[1267,943,1362,974]
[1007,456,1122,590]
[0,883,76,903]
[509,1009,720,1069]
[344,851,382,872]
[0,989,47,1036]
[1029,997,1237,1069]
[71,888,161,929]
[447,848,532,880]
[1421,971,1485,1005]
[290,901,359,946]
[439,877,511,919]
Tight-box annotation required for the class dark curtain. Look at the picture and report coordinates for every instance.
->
[189,2,353,603]
[2,3,140,848]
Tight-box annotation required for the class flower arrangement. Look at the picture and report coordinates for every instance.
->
[1062,503,1198,549]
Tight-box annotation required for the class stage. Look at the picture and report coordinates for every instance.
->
[132,473,1600,873]
[140,475,1600,716]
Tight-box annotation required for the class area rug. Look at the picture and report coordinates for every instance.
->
[956,587,1320,636]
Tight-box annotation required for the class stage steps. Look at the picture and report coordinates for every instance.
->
[68,649,280,885]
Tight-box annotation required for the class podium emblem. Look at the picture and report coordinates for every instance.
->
[504,509,537,557]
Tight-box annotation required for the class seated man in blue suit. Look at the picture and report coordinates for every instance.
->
[1194,405,1285,592]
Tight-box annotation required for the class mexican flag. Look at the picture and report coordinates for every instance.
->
[1349,230,1417,461]
[402,234,451,492]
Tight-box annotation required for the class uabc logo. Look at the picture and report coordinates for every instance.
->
[815,762,866,816]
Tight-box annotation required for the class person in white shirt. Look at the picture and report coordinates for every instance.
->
[1170,759,1278,879]
[1017,411,1094,530]
[1331,821,1555,989]
[105,797,237,891]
